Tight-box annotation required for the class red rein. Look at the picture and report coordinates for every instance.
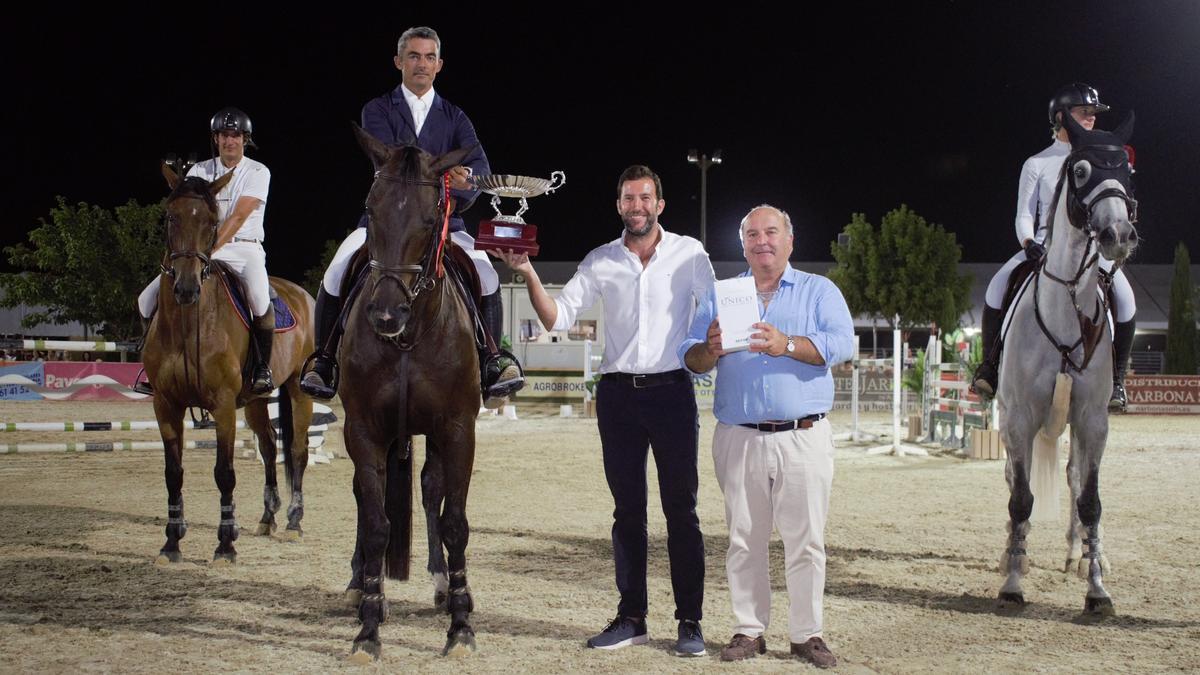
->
[435,172,451,278]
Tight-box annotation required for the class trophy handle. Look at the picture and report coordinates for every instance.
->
[546,171,566,194]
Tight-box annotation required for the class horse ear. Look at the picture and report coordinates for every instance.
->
[161,162,181,190]
[1062,109,1088,145]
[1113,111,1135,144]
[353,123,392,170]
[208,168,235,196]
[430,144,479,176]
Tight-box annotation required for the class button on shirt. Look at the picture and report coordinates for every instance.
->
[553,227,715,375]
[187,157,270,242]
[678,266,855,425]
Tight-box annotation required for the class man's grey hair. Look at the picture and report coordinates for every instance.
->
[738,204,794,238]
[398,26,441,58]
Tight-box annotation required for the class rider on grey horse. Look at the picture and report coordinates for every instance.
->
[973,83,1137,411]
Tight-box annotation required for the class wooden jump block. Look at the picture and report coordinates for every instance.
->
[969,428,1006,460]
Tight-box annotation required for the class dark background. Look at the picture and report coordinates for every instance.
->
[5,4,1198,281]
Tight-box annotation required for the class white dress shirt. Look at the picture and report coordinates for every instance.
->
[401,85,436,137]
[553,226,715,374]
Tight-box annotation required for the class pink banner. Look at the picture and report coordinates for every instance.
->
[43,362,146,401]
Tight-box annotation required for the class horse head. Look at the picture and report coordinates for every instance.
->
[1062,111,1139,263]
[353,125,475,338]
[160,163,234,306]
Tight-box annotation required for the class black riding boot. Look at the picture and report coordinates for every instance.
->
[133,315,155,395]
[480,290,524,409]
[250,307,276,395]
[300,288,343,400]
[971,305,1005,397]
[1109,318,1135,412]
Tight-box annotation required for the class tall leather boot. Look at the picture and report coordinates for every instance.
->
[133,315,155,395]
[479,290,524,409]
[250,306,276,395]
[970,305,1005,397]
[1109,318,1135,412]
[300,288,343,400]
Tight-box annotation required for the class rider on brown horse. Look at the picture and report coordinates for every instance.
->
[136,107,276,395]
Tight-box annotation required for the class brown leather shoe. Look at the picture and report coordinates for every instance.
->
[791,636,837,668]
[719,633,766,661]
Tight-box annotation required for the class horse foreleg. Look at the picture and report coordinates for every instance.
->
[283,379,313,537]
[437,428,476,657]
[421,450,449,609]
[1064,433,1084,572]
[211,405,240,565]
[343,475,366,608]
[245,399,280,536]
[349,455,390,663]
[998,449,1035,609]
[1076,462,1114,617]
[154,398,187,564]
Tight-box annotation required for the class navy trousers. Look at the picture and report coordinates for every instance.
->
[596,371,704,621]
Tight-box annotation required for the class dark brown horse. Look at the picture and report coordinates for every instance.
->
[143,163,316,564]
[340,129,480,661]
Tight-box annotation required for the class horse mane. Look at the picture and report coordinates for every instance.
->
[168,176,220,214]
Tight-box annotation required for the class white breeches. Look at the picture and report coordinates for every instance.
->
[139,242,270,318]
[712,418,834,643]
[985,250,1136,322]
[321,228,498,297]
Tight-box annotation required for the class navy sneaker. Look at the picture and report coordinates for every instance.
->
[586,616,648,650]
[673,619,706,657]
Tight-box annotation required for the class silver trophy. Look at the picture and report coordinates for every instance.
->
[471,171,565,256]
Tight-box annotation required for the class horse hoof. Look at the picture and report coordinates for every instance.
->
[1084,596,1115,617]
[343,589,363,608]
[154,551,182,565]
[211,553,237,566]
[255,522,276,536]
[280,528,302,542]
[996,592,1026,611]
[348,640,380,663]
[442,629,477,657]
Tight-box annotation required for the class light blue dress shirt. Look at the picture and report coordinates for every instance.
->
[678,266,856,425]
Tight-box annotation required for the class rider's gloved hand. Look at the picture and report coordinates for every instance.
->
[1024,239,1046,262]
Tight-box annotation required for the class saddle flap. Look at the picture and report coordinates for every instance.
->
[213,261,297,333]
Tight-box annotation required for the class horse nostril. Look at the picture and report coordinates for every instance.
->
[1127,229,1139,245]
[1098,228,1116,246]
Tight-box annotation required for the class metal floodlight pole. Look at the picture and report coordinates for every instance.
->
[687,148,722,248]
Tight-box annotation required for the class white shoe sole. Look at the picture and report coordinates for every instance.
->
[673,647,707,657]
[588,633,649,650]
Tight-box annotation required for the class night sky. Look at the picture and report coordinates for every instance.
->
[6,4,1199,282]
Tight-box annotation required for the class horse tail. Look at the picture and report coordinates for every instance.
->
[278,388,296,488]
[385,436,413,581]
[1031,373,1070,522]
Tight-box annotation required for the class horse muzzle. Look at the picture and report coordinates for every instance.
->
[367,303,411,338]
[1096,220,1138,263]
[173,278,201,306]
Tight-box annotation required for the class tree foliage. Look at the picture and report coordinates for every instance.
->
[303,237,343,299]
[829,204,973,331]
[0,197,163,340]
[1165,242,1197,375]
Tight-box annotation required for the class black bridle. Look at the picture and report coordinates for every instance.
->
[1032,145,1137,373]
[160,194,219,283]
[365,170,452,306]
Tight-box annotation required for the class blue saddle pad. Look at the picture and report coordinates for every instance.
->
[219,275,297,333]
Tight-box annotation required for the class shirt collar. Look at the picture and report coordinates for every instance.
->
[401,84,436,109]
[740,264,798,286]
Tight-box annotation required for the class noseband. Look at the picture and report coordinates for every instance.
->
[366,171,453,305]
[161,195,219,283]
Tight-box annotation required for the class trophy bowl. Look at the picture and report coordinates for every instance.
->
[471,171,565,256]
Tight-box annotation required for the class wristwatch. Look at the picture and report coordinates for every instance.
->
[785,336,796,354]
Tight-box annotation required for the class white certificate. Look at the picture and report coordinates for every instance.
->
[715,276,760,352]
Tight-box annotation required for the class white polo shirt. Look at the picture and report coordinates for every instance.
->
[188,156,271,241]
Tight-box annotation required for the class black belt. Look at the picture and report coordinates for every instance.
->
[233,237,261,244]
[739,413,826,433]
[602,369,690,389]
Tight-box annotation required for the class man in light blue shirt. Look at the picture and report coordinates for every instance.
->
[679,204,853,668]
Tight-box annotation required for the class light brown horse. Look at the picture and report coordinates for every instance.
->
[143,163,315,564]
[340,129,481,661]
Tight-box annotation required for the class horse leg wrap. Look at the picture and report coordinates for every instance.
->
[263,486,281,516]
[287,492,304,529]
[166,503,187,540]
[219,504,239,543]
[999,521,1030,575]
[1078,527,1111,579]
[358,576,388,623]
[447,584,474,616]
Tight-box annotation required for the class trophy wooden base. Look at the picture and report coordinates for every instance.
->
[474,221,540,256]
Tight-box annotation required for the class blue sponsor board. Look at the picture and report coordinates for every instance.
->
[0,362,45,400]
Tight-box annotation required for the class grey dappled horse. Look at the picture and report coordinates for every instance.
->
[996,111,1138,616]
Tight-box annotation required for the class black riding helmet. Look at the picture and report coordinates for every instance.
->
[209,107,257,148]
[1048,83,1110,129]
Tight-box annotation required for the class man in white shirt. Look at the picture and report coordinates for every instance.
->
[496,165,715,657]
[136,107,276,394]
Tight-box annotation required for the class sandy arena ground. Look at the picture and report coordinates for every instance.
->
[0,400,1197,673]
